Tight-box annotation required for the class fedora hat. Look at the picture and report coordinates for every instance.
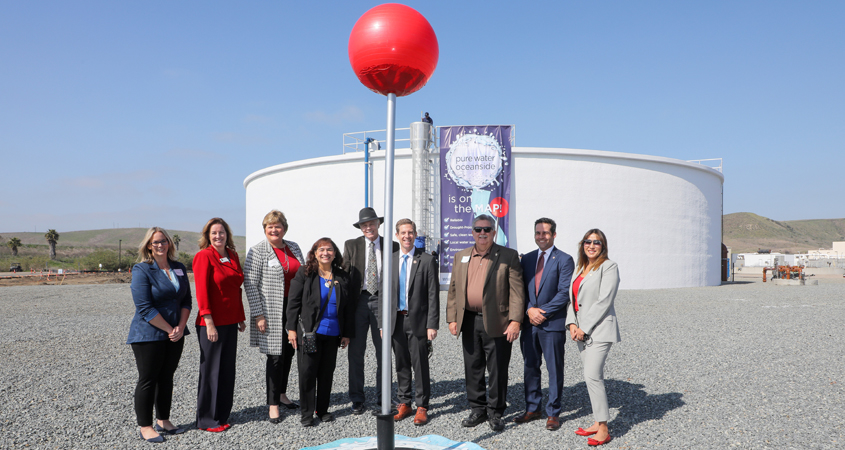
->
[353,207,384,228]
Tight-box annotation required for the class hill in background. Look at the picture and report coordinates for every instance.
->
[0,228,246,262]
[723,213,845,253]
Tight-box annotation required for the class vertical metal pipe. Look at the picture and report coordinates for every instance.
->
[365,139,370,207]
[381,93,396,417]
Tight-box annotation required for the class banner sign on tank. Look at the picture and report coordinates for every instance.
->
[438,125,512,284]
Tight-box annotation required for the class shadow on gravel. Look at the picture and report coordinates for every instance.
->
[719,281,756,285]
[559,379,684,438]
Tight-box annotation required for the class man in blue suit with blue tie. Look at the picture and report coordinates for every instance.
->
[514,218,574,431]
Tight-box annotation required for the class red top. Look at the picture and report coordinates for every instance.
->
[273,246,302,299]
[572,274,585,312]
[193,246,246,327]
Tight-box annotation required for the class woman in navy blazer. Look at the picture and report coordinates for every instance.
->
[128,227,192,443]
[286,238,354,427]
[193,217,246,432]
[565,228,621,447]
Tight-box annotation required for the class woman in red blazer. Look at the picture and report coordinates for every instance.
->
[193,217,246,432]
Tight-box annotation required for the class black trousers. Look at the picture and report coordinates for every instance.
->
[461,311,512,418]
[266,339,296,405]
[298,333,339,424]
[392,313,431,409]
[131,338,185,427]
[196,324,238,429]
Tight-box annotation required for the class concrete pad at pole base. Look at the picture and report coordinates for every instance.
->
[300,434,486,450]
[771,279,819,286]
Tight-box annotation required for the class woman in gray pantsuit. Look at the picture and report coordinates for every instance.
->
[244,210,305,423]
[565,228,621,447]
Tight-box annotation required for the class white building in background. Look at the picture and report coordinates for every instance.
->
[737,253,807,267]
[243,135,724,289]
[807,242,845,259]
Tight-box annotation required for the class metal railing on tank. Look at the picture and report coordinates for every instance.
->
[687,158,723,173]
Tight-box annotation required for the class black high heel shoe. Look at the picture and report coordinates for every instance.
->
[280,400,299,410]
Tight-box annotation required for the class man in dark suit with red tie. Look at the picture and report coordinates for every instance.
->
[514,217,574,431]
[378,219,439,426]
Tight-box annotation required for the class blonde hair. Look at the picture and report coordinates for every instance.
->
[262,210,288,231]
[199,217,236,251]
[138,227,176,263]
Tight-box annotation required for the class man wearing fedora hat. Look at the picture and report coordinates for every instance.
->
[343,207,400,415]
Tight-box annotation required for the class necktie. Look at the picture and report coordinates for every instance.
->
[399,255,408,311]
[535,251,546,296]
[366,241,377,293]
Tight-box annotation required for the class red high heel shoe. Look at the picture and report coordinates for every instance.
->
[575,427,598,436]
[588,435,612,446]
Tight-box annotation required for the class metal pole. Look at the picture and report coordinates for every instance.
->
[119,240,122,271]
[377,93,396,450]
[365,139,370,208]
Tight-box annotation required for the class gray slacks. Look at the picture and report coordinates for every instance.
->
[576,340,613,422]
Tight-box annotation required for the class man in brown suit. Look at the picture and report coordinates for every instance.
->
[446,214,525,432]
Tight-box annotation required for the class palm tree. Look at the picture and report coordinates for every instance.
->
[172,234,181,251]
[45,229,59,260]
[7,237,22,257]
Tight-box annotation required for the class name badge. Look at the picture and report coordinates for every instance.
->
[220,257,230,263]
[268,259,281,268]
[174,269,184,276]
[461,256,470,263]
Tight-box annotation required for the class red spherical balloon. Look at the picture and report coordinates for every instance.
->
[348,3,439,97]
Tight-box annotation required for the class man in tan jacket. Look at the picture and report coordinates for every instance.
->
[446,214,525,432]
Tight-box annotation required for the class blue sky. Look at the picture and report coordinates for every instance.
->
[2,1,843,236]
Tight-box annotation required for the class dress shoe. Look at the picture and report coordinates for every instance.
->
[139,431,164,443]
[545,416,561,431]
[461,411,488,427]
[394,403,414,421]
[268,416,282,424]
[351,402,365,415]
[301,418,315,427]
[588,435,612,446]
[413,407,428,426]
[575,427,598,436]
[201,425,227,433]
[319,412,334,422]
[280,400,299,410]
[513,411,542,424]
[154,424,186,435]
[488,416,505,432]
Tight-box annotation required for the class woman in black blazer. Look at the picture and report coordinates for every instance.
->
[286,238,354,427]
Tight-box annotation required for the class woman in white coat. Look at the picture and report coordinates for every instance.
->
[244,210,305,423]
[565,228,621,447]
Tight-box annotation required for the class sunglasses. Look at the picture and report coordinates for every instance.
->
[583,239,602,246]
[473,226,493,233]
[151,239,169,246]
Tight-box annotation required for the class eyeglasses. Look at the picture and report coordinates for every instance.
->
[473,227,493,233]
[583,240,602,246]
[151,239,169,246]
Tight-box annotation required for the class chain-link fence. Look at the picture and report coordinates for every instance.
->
[804,258,845,268]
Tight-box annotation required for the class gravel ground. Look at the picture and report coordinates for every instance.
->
[1,278,843,449]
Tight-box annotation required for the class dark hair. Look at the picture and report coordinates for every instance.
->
[534,217,556,234]
[577,228,609,273]
[304,238,343,276]
[199,218,236,251]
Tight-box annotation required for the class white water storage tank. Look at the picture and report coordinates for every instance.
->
[244,147,723,289]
